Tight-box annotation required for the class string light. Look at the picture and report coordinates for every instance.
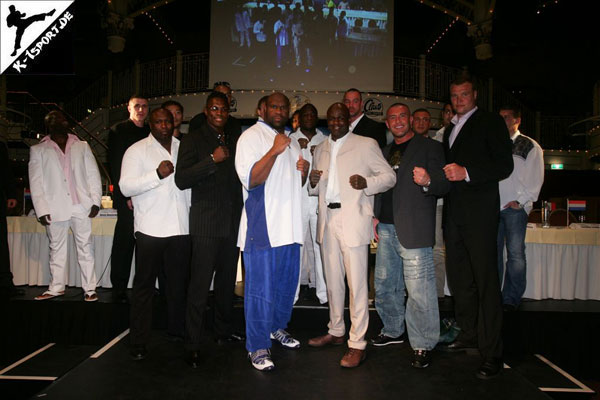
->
[426,17,459,55]
[536,0,560,15]
[142,11,174,46]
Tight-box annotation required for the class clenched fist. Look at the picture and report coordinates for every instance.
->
[157,160,174,178]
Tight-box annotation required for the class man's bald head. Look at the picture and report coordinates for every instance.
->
[327,103,350,141]
[44,110,70,135]
[265,92,290,133]
[327,102,350,119]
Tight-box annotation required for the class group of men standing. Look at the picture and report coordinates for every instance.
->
[25,73,544,380]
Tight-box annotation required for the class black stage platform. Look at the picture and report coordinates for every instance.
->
[0,287,598,400]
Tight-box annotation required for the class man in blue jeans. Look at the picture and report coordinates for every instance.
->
[497,106,544,311]
[372,103,450,368]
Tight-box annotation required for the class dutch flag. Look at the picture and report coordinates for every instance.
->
[567,200,586,212]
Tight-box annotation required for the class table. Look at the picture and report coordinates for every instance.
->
[522,226,600,300]
[7,216,133,288]
[7,216,243,289]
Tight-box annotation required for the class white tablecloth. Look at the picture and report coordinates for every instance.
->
[523,226,600,300]
[7,216,243,289]
[8,216,134,288]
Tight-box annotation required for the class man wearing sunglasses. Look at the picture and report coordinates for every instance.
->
[189,81,242,139]
[175,92,245,368]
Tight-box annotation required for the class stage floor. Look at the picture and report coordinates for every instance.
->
[0,287,598,400]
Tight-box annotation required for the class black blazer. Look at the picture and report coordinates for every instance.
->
[375,134,450,249]
[442,109,513,226]
[174,121,242,238]
[353,114,387,148]
[107,120,149,209]
[0,143,16,214]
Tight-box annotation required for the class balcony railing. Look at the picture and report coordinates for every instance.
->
[60,52,582,149]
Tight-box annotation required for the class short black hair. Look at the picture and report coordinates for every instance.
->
[499,105,521,119]
[212,81,231,89]
[128,94,147,103]
[161,100,183,114]
[344,88,362,101]
[149,107,173,121]
[387,102,411,114]
[257,95,269,110]
[206,91,229,107]
[412,108,430,116]
[299,103,318,115]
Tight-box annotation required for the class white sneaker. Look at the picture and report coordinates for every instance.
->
[248,349,274,371]
[270,329,300,349]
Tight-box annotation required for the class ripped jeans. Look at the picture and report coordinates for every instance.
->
[374,223,439,350]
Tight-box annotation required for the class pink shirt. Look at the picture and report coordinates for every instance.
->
[41,134,80,205]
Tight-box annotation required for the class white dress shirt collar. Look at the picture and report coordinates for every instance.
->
[349,113,365,133]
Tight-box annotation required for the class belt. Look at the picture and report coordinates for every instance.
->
[327,203,341,209]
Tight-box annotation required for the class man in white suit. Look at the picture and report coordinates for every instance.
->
[29,110,102,301]
[307,103,396,368]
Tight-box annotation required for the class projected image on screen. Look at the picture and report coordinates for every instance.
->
[210,0,393,92]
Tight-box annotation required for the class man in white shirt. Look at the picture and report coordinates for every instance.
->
[497,105,544,311]
[307,103,395,368]
[120,108,191,361]
[29,111,102,302]
[434,103,454,142]
[235,93,309,371]
[290,104,327,304]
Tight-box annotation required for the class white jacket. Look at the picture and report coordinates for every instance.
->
[29,136,102,222]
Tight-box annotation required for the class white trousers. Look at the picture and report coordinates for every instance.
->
[295,204,328,303]
[45,204,97,294]
[321,208,369,350]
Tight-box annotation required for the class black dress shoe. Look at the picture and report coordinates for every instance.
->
[503,303,517,312]
[186,351,201,368]
[476,358,503,379]
[216,332,246,345]
[438,340,478,352]
[130,344,147,360]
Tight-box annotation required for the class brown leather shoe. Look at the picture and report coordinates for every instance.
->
[340,348,366,368]
[308,333,344,347]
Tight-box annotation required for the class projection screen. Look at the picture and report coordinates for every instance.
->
[209,0,394,91]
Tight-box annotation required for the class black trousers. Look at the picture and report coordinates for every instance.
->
[444,214,503,360]
[110,206,136,291]
[185,233,239,350]
[130,232,190,345]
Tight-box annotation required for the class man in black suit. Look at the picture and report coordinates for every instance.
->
[372,103,449,369]
[0,143,19,299]
[440,75,513,379]
[175,92,245,368]
[188,81,242,138]
[343,88,387,148]
[107,95,149,302]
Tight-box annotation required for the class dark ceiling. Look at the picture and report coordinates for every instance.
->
[5,0,599,117]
